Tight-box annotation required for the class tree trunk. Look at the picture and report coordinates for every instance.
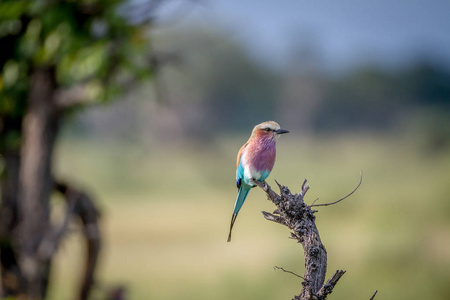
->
[0,150,21,296]
[16,66,59,299]
[1,66,103,300]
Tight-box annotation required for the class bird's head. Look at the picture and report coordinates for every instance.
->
[252,121,289,139]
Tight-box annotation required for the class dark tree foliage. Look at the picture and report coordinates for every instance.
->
[0,0,159,299]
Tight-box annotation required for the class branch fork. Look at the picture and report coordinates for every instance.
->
[255,175,362,300]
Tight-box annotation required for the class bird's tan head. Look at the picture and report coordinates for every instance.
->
[252,121,289,138]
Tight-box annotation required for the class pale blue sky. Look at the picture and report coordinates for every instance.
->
[166,0,450,70]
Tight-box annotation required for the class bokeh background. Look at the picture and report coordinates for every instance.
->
[2,0,450,299]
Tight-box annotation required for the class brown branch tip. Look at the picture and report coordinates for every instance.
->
[310,170,362,207]
[273,266,306,281]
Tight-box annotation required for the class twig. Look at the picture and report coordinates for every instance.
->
[316,270,346,299]
[369,290,378,300]
[309,170,362,208]
[300,179,309,196]
[274,266,307,281]
[311,198,320,206]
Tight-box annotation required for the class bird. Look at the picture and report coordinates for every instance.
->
[227,121,289,242]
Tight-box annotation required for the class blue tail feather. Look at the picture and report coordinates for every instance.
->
[227,184,251,242]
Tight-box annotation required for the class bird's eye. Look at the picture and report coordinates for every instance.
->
[264,128,271,132]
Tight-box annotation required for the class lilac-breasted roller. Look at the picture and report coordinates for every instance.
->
[227,121,289,242]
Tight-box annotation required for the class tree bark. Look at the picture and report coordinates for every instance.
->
[16,66,59,299]
[255,180,346,300]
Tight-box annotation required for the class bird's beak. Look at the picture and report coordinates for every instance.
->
[275,128,289,134]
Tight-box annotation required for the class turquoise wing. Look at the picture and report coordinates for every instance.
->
[236,160,245,188]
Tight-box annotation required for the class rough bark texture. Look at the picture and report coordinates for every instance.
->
[255,179,345,300]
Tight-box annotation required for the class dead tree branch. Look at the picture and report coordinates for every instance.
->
[309,171,363,208]
[316,270,346,299]
[56,182,101,300]
[274,266,306,280]
[254,177,360,300]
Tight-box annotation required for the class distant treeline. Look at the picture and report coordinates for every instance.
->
[316,61,450,132]
[72,25,450,149]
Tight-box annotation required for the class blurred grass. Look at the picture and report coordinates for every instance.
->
[48,133,450,300]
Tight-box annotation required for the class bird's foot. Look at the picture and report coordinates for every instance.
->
[251,178,266,189]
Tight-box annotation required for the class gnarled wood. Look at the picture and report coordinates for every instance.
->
[255,179,353,300]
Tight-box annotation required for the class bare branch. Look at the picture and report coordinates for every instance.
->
[56,182,101,300]
[256,180,329,298]
[310,198,319,206]
[54,85,91,110]
[274,266,307,281]
[309,170,362,208]
[369,290,378,300]
[300,178,309,196]
[262,211,286,225]
[316,270,346,299]
[255,176,362,299]
[254,180,282,204]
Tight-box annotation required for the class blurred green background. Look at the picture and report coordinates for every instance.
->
[50,133,450,300]
[2,0,450,299]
